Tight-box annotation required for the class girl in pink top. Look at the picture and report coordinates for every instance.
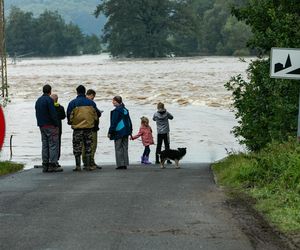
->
[131,116,154,164]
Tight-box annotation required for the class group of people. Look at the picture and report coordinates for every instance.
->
[35,84,173,172]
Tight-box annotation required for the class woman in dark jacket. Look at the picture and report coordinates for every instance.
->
[108,96,132,169]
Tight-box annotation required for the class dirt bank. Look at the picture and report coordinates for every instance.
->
[223,191,300,250]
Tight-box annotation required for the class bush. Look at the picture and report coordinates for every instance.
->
[228,1,300,151]
[225,59,299,151]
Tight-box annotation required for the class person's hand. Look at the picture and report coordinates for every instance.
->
[107,133,111,139]
[130,135,134,140]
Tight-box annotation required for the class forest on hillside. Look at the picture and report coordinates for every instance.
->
[5,0,105,35]
[6,7,101,57]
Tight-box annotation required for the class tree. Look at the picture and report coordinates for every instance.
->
[5,6,38,56]
[35,11,67,56]
[227,0,300,151]
[169,0,252,56]
[201,1,229,54]
[169,0,210,56]
[62,23,84,55]
[232,0,300,55]
[95,0,174,57]
[217,16,252,56]
[6,7,101,57]
[82,35,101,54]
[94,0,254,57]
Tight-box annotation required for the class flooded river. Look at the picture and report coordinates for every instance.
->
[0,54,250,168]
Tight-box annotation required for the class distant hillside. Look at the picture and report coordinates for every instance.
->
[4,0,105,35]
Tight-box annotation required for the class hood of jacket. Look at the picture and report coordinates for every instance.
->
[114,104,128,115]
[158,108,166,114]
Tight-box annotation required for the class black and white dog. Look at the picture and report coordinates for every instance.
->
[160,148,187,169]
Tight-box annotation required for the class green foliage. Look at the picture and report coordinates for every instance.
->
[82,35,102,54]
[169,0,203,56]
[225,59,299,151]
[212,139,300,232]
[232,0,300,55]
[217,16,252,56]
[201,0,230,54]
[5,6,38,56]
[6,7,101,57]
[95,0,174,57]
[227,1,300,151]
[0,161,24,176]
[95,0,253,57]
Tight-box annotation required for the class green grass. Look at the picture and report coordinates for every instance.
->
[212,138,300,233]
[0,161,24,176]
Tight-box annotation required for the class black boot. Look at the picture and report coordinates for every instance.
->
[73,156,81,171]
[42,162,49,173]
[116,166,127,170]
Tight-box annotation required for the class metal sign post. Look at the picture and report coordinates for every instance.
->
[270,47,300,140]
[0,105,5,150]
[298,92,300,140]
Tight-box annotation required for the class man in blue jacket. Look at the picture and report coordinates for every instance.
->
[35,84,63,173]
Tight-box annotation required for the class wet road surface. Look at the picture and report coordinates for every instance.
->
[0,163,286,250]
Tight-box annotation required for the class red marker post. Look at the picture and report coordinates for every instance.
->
[0,106,5,150]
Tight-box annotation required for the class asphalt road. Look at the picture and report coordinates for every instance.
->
[0,163,284,250]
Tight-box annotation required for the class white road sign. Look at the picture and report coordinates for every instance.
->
[270,47,300,80]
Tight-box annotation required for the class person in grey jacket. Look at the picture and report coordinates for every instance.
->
[153,102,173,164]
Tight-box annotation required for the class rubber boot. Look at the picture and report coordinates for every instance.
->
[73,156,81,171]
[86,155,95,171]
[143,156,151,164]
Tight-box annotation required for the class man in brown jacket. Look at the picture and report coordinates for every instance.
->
[67,85,100,171]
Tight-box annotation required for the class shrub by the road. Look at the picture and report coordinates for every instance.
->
[0,161,24,176]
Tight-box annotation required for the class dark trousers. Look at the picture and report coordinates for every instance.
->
[58,133,62,161]
[114,137,129,167]
[155,133,170,162]
[143,145,150,157]
[40,126,59,164]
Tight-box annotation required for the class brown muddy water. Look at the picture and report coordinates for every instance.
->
[0,54,251,168]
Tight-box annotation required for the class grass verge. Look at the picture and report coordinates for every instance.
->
[212,138,300,235]
[0,161,24,176]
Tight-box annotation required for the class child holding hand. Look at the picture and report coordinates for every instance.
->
[131,116,154,164]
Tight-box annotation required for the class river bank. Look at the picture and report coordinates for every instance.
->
[212,139,300,249]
